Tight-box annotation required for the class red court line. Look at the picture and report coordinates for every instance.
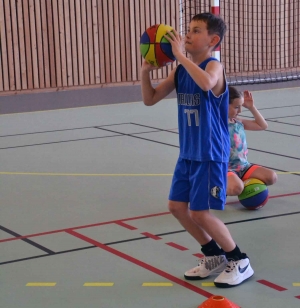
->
[141,232,162,240]
[166,242,189,251]
[66,229,214,299]
[193,253,205,258]
[257,279,287,291]
[295,295,300,300]
[114,221,137,230]
[226,191,300,205]
[0,211,170,243]
[0,191,299,244]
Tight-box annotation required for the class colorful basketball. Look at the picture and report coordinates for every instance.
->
[140,24,176,68]
[238,178,269,210]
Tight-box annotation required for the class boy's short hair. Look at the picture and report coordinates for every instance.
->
[192,13,227,49]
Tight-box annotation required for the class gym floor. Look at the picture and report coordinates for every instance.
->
[0,86,299,308]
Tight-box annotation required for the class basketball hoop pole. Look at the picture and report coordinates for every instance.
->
[210,0,220,61]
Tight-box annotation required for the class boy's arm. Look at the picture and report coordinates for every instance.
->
[175,55,223,92]
[141,61,176,106]
[238,91,268,131]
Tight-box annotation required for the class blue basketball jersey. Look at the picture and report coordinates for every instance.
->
[174,57,230,162]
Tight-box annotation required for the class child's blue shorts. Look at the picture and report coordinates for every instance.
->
[169,158,227,211]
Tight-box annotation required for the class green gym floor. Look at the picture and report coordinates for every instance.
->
[0,86,300,308]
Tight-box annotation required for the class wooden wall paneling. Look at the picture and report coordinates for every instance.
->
[124,0,132,81]
[247,0,253,72]
[266,0,272,70]
[46,0,57,87]
[58,0,67,87]
[63,0,73,86]
[28,0,40,88]
[22,0,34,89]
[118,0,127,82]
[52,0,62,87]
[134,0,141,81]
[4,0,15,90]
[107,0,116,82]
[69,0,78,86]
[75,0,84,85]
[0,0,7,91]
[295,0,300,66]
[102,0,111,83]
[86,0,95,84]
[129,0,137,81]
[34,0,45,88]
[113,0,121,82]
[137,0,146,81]
[289,1,294,68]
[252,0,258,71]
[261,3,267,71]
[284,1,289,68]
[97,0,106,84]
[40,0,50,88]
[239,0,245,71]
[256,1,262,71]
[80,0,90,84]
[16,0,27,89]
[10,0,21,90]
[92,0,100,84]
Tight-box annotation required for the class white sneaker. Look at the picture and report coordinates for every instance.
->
[184,255,227,280]
[214,256,254,288]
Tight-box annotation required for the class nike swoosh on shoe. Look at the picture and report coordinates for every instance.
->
[238,263,249,273]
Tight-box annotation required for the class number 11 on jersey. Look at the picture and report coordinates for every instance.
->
[184,109,199,126]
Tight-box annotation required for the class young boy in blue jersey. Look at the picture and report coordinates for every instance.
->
[141,13,253,288]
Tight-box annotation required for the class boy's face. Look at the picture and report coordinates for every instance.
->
[229,98,243,119]
[185,20,219,54]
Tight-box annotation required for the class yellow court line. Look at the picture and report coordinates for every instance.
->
[83,282,114,287]
[142,282,173,287]
[201,282,215,287]
[293,283,300,287]
[0,172,172,177]
[26,282,56,287]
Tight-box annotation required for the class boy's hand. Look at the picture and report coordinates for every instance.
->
[164,29,183,58]
[242,90,255,109]
[141,60,159,73]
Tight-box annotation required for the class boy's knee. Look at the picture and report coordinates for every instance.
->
[168,201,188,217]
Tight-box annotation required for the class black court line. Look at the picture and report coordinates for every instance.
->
[96,127,179,148]
[0,225,54,254]
[253,104,300,111]
[133,121,300,138]
[264,119,300,127]
[1,211,300,266]
[131,122,179,134]
[248,147,300,160]
[0,130,164,150]
[0,123,131,138]
[266,114,300,120]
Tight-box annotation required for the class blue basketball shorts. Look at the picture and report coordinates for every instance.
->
[169,158,228,211]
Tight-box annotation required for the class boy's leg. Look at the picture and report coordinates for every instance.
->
[168,201,212,245]
[227,172,244,196]
[168,201,227,280]
[190,210,254,287]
